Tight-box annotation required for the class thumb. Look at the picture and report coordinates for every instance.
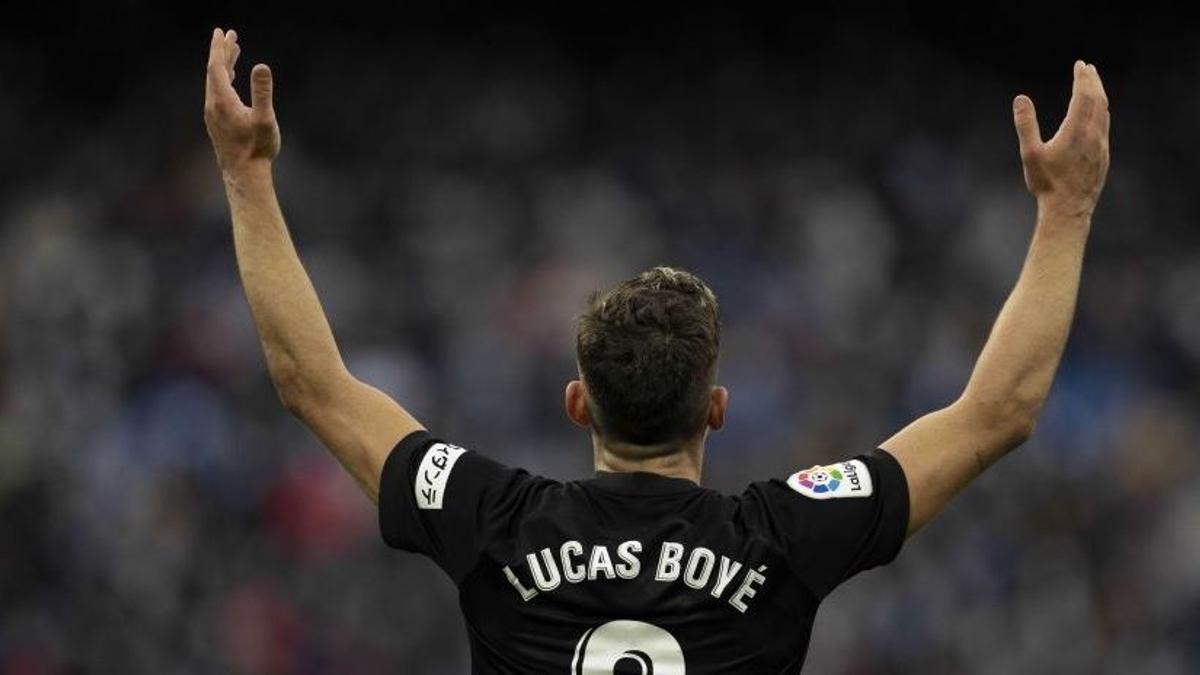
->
[251,64,274,114]
[1012,95,1041,158]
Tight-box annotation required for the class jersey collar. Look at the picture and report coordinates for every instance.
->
[588,470,702,496]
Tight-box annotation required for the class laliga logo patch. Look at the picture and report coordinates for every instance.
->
[786,460,873,500]
[798,467,842,493]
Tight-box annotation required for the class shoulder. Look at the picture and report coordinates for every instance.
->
[740,448,904,504]
[379,430,560,539]
[731,449,908,548]
[378,430,571,584]
[733,448,910,597]
[385,429,559,489]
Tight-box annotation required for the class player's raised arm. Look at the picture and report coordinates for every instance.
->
[881,61,1110,536]
[203,28,422,502]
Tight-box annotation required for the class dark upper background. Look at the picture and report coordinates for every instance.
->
[1,5,1197,673]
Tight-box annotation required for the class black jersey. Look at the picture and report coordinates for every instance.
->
[379,430,909,674]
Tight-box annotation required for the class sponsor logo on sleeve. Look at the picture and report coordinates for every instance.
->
[415,443,467,510]
[786,459,873,500]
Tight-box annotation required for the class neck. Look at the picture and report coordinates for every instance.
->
[592,435,705,484]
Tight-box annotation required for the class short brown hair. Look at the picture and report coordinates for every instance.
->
[576,266,721,446]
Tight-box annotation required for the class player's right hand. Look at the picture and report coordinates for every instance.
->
[204,28,281,172]
[1012,61,1110,218]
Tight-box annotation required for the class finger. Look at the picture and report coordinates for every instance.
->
[205,28,227,108]
[207,27,224,72]
[206,28,231,92]
[1088,65,1111,139]
[205,28,247,112]
[225,29,239,65]
[227,40,241,83]
[1088,63,1109,108]
[1012,95,1042,158]
[1065,60,1088,118]
[251,63,274,115]
[1062,60,1096,137]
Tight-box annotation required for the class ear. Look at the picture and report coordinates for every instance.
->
[565,380,592,429]
[707,386,728,431]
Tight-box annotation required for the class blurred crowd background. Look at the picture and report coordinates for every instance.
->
[2,7,1198,674]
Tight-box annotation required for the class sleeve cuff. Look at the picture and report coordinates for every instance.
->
[865,446,910,566]
[378,429,435,549]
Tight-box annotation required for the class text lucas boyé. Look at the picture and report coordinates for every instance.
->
[502,540,768,613]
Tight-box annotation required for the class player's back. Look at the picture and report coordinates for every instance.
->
[380,431,909,674]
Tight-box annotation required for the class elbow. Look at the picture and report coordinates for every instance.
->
[271,365,308,416]
[959,390,1043,450]
[276,383,308,417]
[1007,412,1037,448]
[267,358,321,417]
[1005,386,1047,446]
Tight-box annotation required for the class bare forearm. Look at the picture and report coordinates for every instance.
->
[204,30,424,501]
[223,161,346,399]
[960,200,1091,438]
[882,62,1108,537]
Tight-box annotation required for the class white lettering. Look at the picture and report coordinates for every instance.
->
[588,545,616,580]
[683,547,716,590]
[615,541,642,580]
[560,540,586,583]
[504,539,768,614]
[710,556,743,599]
[729,567,767,613]
[503,565,538,601]
[655,542,685,582]
[528,549,561,591]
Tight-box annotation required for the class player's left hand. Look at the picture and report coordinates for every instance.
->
[1012,60,1110,219]
[204,28,281,172]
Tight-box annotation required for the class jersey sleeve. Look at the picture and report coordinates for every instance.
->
[741,447,909,600]
[378,430,538,584]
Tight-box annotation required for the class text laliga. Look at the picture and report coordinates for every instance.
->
[502,541,768,613]
[842,461,864,492]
